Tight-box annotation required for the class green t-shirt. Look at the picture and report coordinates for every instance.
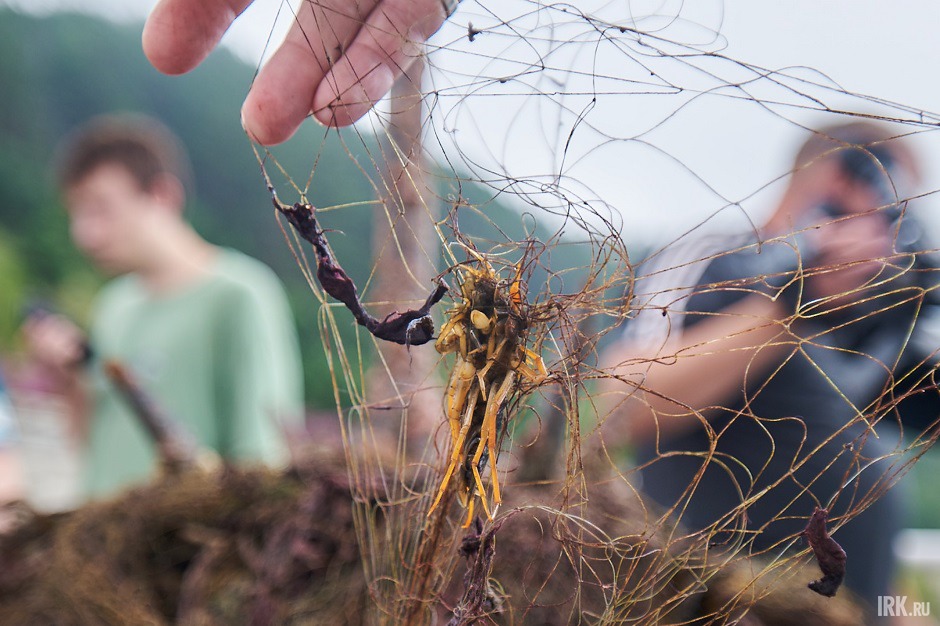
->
[84,248,303,498]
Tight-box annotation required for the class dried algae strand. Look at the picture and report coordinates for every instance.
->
[802,507,847,598]
[270,187,447,347]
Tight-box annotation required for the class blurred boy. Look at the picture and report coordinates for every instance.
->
[24,113,303,499]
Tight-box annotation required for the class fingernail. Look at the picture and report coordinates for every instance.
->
[240,107,260,143]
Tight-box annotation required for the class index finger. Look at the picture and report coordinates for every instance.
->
[143,0,254,75]
[241,0,379,145]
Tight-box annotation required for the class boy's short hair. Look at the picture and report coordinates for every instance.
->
[56,113,194,196]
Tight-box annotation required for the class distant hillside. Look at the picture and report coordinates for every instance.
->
[0,9,393,406]
[0,9,383,277]
[0,9,601,408]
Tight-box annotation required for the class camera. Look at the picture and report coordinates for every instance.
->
[819,144,902,223]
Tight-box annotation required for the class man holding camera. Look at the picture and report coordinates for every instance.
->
[600,121,939,608]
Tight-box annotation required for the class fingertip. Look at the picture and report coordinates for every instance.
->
[142,8,203,75]
[241,104,287,147]
[243,31,334,144]
[141,19,173,74]
[143,0,250,76]
[241,91,302,146]
[239,108,258,143]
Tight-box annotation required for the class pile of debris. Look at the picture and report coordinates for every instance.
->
[0,362,867,625]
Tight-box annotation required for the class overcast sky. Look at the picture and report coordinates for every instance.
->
[5,0,940,248]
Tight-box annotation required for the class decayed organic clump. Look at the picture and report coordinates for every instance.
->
[0,450,866,626]
[0,453,370,626]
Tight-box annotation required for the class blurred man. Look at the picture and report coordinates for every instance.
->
[24,113,303,499]
[600,122,939,608]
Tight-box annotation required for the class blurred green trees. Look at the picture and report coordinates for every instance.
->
[0,9,382,408]
[0,9,592,413]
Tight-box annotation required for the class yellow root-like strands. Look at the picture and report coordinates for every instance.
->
[428,256,546,526]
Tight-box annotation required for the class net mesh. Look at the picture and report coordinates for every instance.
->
[252,1,940,623]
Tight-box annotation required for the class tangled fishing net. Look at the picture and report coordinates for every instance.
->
[4,1,940,624]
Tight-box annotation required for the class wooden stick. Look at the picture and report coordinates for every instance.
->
[102,359,200,475]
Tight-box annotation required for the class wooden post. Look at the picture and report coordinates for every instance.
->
[367,56,440,454]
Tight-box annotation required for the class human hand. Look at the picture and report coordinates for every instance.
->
[21,312,89,381]
[142,0,454,144]
[805,213,894,304]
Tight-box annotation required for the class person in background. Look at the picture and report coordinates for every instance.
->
[599,121,939,611]
[23,113,303,500]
